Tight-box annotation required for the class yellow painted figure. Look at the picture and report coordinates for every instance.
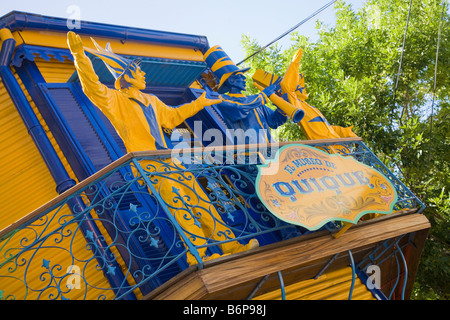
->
[67,32,258,265]
[279,49,358,141]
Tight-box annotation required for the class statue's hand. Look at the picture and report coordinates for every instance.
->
[67,31,84,55]
[292,48,303,63]
[197,91,223,107]
[262,83,280,97]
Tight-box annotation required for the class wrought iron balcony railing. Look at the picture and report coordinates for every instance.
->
[0,138,425,300]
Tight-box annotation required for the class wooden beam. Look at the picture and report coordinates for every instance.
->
[146,213,430,300]
[211,244,378,300]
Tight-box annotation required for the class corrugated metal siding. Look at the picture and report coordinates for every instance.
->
[253,267,376,300]
[34,57,76,83]
[0,77,68,230]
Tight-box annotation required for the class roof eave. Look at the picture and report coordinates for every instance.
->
[0,11,210,53]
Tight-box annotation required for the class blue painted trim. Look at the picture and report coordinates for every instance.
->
[0,39,76,193]
[388,238,408,300]
[348,250,355,300]
[277,271,286,300]
[396,241,408,300]
[0,11,210,53]
[12,44,73,68]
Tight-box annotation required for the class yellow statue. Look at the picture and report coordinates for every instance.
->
[67,31,258,265]
[280,48,358,141]
[253,48,358,145]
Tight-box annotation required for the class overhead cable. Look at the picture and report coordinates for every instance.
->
[430,0,446,134]
[394,0,413,99]
[236,0,338,66]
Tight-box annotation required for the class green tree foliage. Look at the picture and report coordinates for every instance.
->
[241,0,449,299]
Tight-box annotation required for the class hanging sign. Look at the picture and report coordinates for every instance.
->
[256,144,398,230]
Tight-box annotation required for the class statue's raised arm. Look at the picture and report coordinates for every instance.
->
[253,48,358,142]
[67,31,114,111]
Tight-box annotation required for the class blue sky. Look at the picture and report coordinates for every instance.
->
[0,0,366,62]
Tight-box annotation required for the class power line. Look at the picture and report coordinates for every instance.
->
[430,0,446,135]
[394,0,413,101]
[236,0,337,66]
